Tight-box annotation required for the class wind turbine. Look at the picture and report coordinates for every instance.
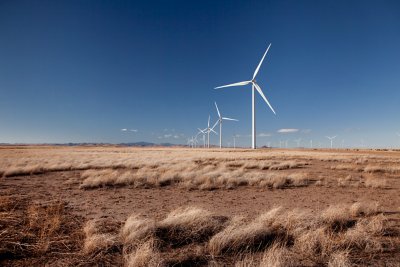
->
[212,102,238,149]
[326,136,337,149]
[310,140,313,148]
[215,43,276,149]
[294,138,302,148]
[197,128,207,148]
[187,137,195,148]
[204,115,218,148]
[233,135,236,149]
[396,133,400,149]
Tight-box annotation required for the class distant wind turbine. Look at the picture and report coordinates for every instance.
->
[326,136,337,149]
[212,102,238,149]
[187,137,196,148]
[204,115,218,148]
[215,43,276,149]
[310,140,313,149]
[396,133,400,148]
[197,128,206,148]
[294,138,302,148]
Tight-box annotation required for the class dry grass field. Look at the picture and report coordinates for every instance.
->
[1,146,399,266]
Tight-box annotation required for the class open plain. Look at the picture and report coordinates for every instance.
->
[1,146,399,266]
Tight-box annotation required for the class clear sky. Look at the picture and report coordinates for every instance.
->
[1,0,400,148]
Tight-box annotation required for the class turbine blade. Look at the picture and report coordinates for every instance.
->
[254,83,276,114]
[214,80,251,89]
[214,102,221,117]
[253,43,271,79]
[222,117,238,121]
[211,120,219,130]
[208,115,210,128]
[210,128,218,135]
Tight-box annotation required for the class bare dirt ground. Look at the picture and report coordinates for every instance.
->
[1,146,399,266]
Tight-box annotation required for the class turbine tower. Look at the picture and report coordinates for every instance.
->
[326,136,337,149]
[212,102,238,149]
[215,43,276,149]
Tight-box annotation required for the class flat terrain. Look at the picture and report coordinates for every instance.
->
[1,146,399,266]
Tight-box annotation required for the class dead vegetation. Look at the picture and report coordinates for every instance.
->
[1,194,399,266]
[2,146,399,193]
[79,204,400,266]
[0,196,84,266]
[1,147,400,265]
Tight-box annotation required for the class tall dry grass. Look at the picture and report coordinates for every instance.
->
[0,197,84,263]
[1,196,398,266]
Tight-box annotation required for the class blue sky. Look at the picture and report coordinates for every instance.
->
[1,0,400,148]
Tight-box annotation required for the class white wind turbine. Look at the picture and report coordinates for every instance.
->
[197,128,206,148]
[294,138,302,148]
[212,102,238,149]
[215,43,276,149]
[204,115,218,148]
[187,137,195,148]
[326,136,337,149]
[396,133,400,148]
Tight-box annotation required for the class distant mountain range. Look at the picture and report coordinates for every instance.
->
[0,142,183,147]
[118,142,180,147]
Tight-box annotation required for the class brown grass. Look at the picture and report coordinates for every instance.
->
[364,174,387,189]
[82,220,117,255]
[0,197,84,265]
[124,238,162,267]
[1,193,398,266]
[327,250,351,267]
[2,147,400,266]
[364,164,400,174]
